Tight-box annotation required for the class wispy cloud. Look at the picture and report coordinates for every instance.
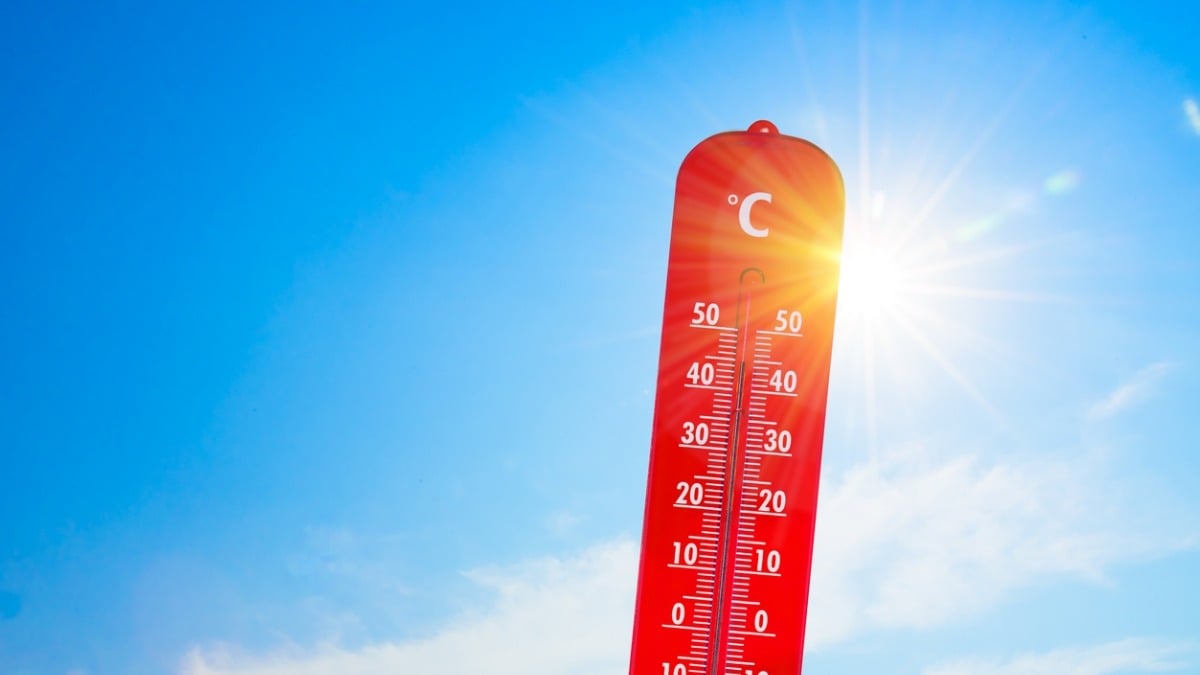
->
[181,540,637,675]
[1087,361,1174,421]
[805,445,1193,649]
[922,637,1194,675]
[1185,98,1200,136]
[180,446,1194,673]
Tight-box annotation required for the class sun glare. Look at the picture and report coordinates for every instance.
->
[838,244,904,320]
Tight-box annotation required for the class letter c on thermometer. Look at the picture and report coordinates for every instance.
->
[738,192,771,237]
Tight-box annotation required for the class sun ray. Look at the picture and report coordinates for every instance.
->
[900,234,1071,279]
[862,310,880,458]
[857,0,873,232]
[834,209,1065,442]
[886,305,1004,424]
[784,3,824,133]
[893,37,1067,253]
[900,284,1074,304]
[518,95,673,185]
[570,85,680,164]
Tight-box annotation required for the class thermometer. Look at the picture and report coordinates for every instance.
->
[628,121,845,675]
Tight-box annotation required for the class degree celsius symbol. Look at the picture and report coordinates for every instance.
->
[627,120,845,675]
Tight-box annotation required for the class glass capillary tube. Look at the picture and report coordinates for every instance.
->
[708,267,765,672]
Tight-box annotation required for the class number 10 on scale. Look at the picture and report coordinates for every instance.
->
[628,121,844,674]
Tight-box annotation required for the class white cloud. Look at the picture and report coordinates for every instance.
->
[180,446,1194,673]
[804,445,1193,649]
[180,540,637,675]
[922,637,1194,675]
[1185,98,1200,136]
[1087,361,1174,421]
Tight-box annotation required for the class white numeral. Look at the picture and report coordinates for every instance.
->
[775,309,803,333]
[675,481,704,506]
[681,421,710,446]
[755,548,781,572]
[672,541,699,565]
[758,489,786,513]
[768,369,797,392]
[692,302,720,326]
[671,602,686,625]
[663,663,687,675]
[754,609,769,632]
[686,362,716,386]
[763,429,791,452]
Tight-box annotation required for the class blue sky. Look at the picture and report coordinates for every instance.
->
[1,1,1198,673]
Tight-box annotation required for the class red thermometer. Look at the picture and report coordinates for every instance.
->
[628,121,845,675]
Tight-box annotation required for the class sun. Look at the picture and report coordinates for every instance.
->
[837,242,906,321]
[828,195,1020,451]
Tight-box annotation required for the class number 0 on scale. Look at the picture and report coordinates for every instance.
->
[628,121,845,675]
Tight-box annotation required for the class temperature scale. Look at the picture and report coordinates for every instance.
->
[628,121,845,675]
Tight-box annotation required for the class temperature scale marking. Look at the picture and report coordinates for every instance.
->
[627,121,844,675]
